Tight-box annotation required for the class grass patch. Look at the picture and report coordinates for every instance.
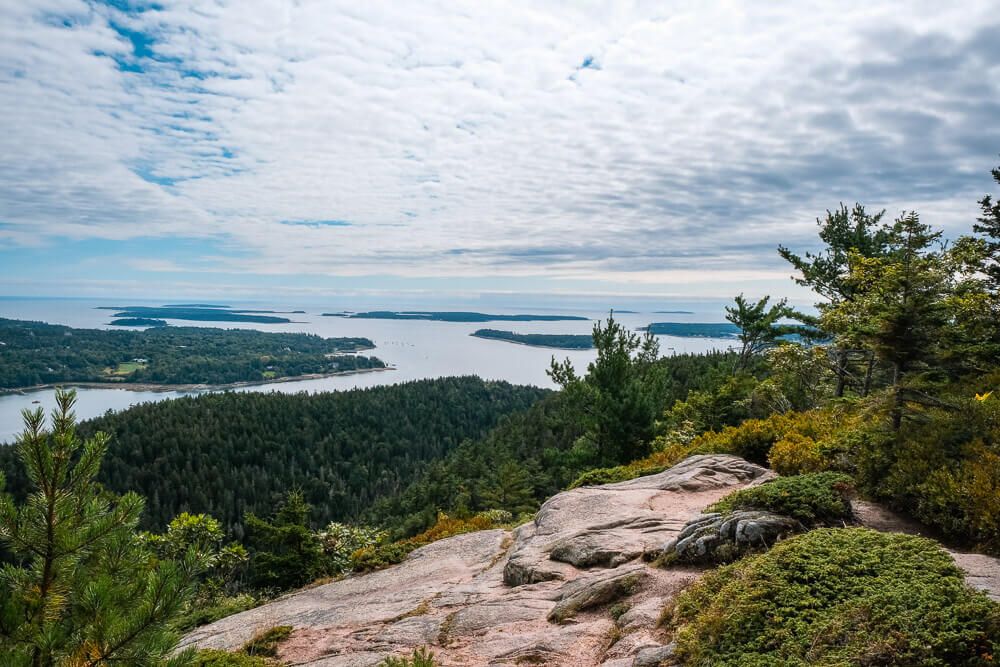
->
[708,472,854,525]
[242,625,293,657]
[103,360,147,376]
[379,647,438,666]
[664,528,1000,666]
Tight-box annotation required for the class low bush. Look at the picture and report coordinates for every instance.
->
[708,472,854,525]
[768,432,826,475]
[665,528,1000,666]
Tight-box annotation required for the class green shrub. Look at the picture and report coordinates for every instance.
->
[708,472,854,524]
[380,646,437,666]
[768,432,828,475]
[665,528,1000,666]
[243,625,293,657]
[174,593,259,632]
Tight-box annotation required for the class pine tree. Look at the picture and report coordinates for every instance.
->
[244,490,322,591]
[0,389,197,666]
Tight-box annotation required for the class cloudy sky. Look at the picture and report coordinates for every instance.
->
[1,1,998,306]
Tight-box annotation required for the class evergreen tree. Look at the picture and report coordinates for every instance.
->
[244,491,322,591]
[823,212,949,428]
[478,461,535,515]
[725,294,795,371]
[549,313,665,466]
[0,389,196,666]
[778,203,890,395]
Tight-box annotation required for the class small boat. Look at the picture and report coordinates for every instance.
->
[31,400,41,404]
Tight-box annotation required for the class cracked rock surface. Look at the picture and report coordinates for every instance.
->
[181,455,1000,666]
[181,455,769,666]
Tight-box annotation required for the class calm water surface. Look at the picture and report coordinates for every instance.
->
[0,298,734,442]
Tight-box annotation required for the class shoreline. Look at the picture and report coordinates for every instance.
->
[0,366,396,397]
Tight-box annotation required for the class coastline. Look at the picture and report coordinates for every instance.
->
[0,365,396,397]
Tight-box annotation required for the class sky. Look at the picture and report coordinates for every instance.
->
[1,1,999,307]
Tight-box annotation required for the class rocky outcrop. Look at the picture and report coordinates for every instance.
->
[181,456,1000,666]
[182,454,769,666]
[654,510,804,564]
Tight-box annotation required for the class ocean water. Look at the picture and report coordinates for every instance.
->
[0,298,735,442]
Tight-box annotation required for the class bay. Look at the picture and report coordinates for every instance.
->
[0,297,734,442]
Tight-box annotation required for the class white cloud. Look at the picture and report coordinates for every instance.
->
[1,0,999,297]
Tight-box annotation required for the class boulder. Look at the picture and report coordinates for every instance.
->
[655,510,803,563]
[547,564,647,623]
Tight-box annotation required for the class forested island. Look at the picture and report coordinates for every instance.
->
[109,317,169,327]
[0,318,382,390]
[645,321,740,338]
[99,305,295,324]
[323,310,589,322]
[471,328,594,349]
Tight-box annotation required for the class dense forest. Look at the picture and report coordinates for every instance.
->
[0,377,548,534]
[471,329,594,349]
[0,319,381,389]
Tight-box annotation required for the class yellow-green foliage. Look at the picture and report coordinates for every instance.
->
[768,432,825,475]
[665,528,1000,667]
[855,392,1000,553]
[351,510,513,572]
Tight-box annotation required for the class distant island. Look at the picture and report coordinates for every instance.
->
[471,329,594,349]
[109,318,169,327]
[653,310,695,314]
[645,322,740,338]
[98,305,293,324]
[323,310,589,322]
[0,318,383,391]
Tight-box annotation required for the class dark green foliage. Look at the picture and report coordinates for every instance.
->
[708,472,854,524]
[725,294,799,370]
[0,317,379,389]
[0,389,197,666]
[471,329,594,349]
[666,528,1000,666]
[549,313,666,466]
[778,203,889,303]
[244,492,323,590]
[1,377,548,534]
